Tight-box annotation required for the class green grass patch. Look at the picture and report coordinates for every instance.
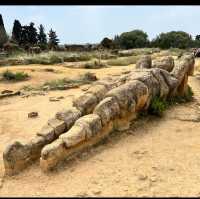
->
[148,96,168,116]
[147,86,194,117]
[1,70,30,82]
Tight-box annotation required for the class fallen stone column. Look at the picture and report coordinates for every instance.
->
[39,54,194,171]
[39,61,189,172]
[40,79,150,171]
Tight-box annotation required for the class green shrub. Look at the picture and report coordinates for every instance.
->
[168,85,194,105]
[63,54,92,62]
[148,86,194,117]
[49,55,63,64]
[148,96,168,116]
[184,85,194,101]
[2,70,29,81]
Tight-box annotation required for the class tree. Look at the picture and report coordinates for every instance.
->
[48,29,59,50]
[12,20,22,44]
[117,30,149,49]
[0,14,8,48]
[37,24,47,50]
[113,35,120,49]
[19,23,38,48]
[151,31,193,49]
[195,35,200,41]
[100,37,114,49]
[191,35,200,48]
[20,25,30,47]
[28,22,38,45]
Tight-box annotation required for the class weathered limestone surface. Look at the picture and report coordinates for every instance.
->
[152,56,174,72]
[3,54,195,175]
[94,97,121,126]
[136,55,152,69]
[171,54,195,96]
[55,107,82,130]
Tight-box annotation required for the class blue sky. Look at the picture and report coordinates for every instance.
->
[0,6,200,44]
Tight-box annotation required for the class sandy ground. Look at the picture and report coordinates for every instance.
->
[0,62,200,196]
[0,64,133,91]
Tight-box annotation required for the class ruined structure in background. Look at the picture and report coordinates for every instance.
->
[3,54,195,175]
[64,44,99,52]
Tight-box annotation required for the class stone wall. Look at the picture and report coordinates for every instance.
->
[3,54,195,175]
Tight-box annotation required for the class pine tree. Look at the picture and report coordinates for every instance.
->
[195,35,200,41]
[113,35,121,48]
[28,22,38,45]
[20,25,29,47]
[11,20,22,44]
[20,23,38,48]
[48,29,59,50]
[38,24,47,49]
[0,14,8,48]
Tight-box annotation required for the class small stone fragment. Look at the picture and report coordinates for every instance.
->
[1,90,13,94]
[49,97,60,102]
[28,112,38,118]
[138,174,148,181]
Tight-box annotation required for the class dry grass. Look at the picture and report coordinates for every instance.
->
[22,72,96,91]
[0,50,118,66]
[106,55,140,66]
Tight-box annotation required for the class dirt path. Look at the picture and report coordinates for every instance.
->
[1,68,200,196]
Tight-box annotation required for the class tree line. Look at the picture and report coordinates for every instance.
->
[0,14,60,51]
[101,30,200,50]
[11,20,60,50]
